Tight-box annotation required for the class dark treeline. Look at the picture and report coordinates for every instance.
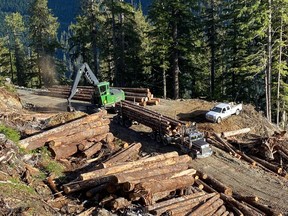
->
[0,0,288,127]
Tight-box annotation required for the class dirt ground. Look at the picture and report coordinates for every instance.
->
[17,89,288,214]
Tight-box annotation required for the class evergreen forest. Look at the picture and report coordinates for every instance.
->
[0,0,287,127]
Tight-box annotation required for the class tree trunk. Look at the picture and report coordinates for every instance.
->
[277,15,283,127]
[172,14,180,99]
[266,0,272,122]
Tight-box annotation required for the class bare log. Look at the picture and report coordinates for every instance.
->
[125,96,148,103]
[245,200,283,216]
[220,193,263,216]
[101,143,142,168]
[147,100,159,106]
[63,176,117,194]
[202,199,224,216]
[250,156,282,174]
[80,152,187,180]
[213,133,241,158]
[221,128,251,138]
[203,175,232,195]
[123,169,196,192]
[151,193,217,215]
[48,142,78,159]
[188,194,220,216]
[236,151,257,167]
[82,142,103,158]
[232,192,259,203]
[195,179,217,193]
[77,207,97,216]
[147,191,206,211]
[214,205,227,216]
[19,110,107,150]
[50,125,109,146]
[196,170,208,179]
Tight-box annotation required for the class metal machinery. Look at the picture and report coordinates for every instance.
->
[67,63,125,111]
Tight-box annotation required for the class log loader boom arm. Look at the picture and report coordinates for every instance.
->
[67,63,100,111]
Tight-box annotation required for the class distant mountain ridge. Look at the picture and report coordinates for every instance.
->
[0,0,152,36]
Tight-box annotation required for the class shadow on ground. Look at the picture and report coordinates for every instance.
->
[177,110,208,123]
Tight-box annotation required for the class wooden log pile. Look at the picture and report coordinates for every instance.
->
[206,129,288,179]
[62,151,225,214]
[112,87,160,106]
[35,85,160,106]
[115,100,184,136]
[18,110,113,160]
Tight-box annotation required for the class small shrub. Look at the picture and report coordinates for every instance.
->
[0,124,20,142]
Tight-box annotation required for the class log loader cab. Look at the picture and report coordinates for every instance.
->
[67,63,125,111]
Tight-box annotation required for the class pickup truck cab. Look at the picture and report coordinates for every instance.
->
[205,103,242,123]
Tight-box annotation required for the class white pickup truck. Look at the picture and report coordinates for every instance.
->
[205,103,242,123]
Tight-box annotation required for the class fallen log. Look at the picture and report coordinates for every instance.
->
[49,125,109,146]
[196,170,208,179]
[221,128,251,138]
[275,145,288,156]
[195,179,217,193]
[19,110,107,150]
[151,193,216,215]
[134,175,195,195]
[203,175,232,195]
[80,152,186,180]
[48,142,78,159]
[115,163,189,184]
[214,205,227,216]
[235,151,257,167]
[123,169,196,192]
[201,199,224,216]
[188,194,220,216]
[113,87,150,93]
[220,193,263,216]
[250,156,282,174]
[82,142,103,158]
[221,211,230,216]
[213,133,241,159]
[101,143,142,168]
[232,192,259,203]
[245,200,283,216]
[147,191,206,211]
[63,176,117,194]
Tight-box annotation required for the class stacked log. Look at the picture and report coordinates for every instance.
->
[115,100,184,136]
[62,152,202,211]
[112,87,160,106]
[35,85,160,106]
[18,110,112,159]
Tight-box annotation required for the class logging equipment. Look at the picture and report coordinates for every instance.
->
[115,100,213,158]
[67,63,125,111]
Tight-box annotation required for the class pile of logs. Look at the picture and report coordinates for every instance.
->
[115,100,185,136]
[35,85,160,106]
[18,110,113,160]
[62,147,235,215]
[112,87,160,106]
[206,129,288,179]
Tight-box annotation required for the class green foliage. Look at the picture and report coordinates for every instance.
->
[37,147,65,177]
[0,124,20,143]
